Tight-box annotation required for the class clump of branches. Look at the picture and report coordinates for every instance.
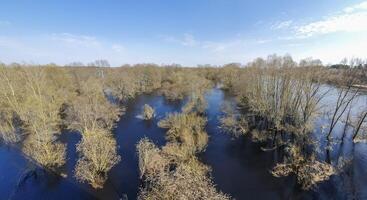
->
[232,55,326,138]
[0,67,27,143]
[75,128,121,188]
[137,138,230,200]
[158,112,208,154]
[182,93,207,114]
[67,78,122,188]
[142,104,155,120]
[272,145,335,190]
[219,102,248,137]
[0,66,72,170]
[105,65,162,102]
[160,69,212,100]
[218,55,336,189]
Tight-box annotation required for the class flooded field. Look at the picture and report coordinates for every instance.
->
[0,87,366,200]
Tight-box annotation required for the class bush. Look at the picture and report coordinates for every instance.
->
[75,129,121,188]
[137,138,230,200]
[68,78,122,188]
[219,115,248,138]
[271,145,335,190]
[182,94,207,114]
[0,66,70,169]
[158,113,208,154]
[142,104,155,120]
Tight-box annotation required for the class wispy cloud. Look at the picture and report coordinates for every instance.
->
[0,33,131,66]
[344,1,367,13]
[111,44,125,53]
[164,33,198,47]
[295,12,367,37]
[201,40,244,52]
[294,1,367,37]
[50,33,101,47]
[271,20,293,30]
[256,39,272,44]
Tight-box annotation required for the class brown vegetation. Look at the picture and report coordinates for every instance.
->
[158,112,208,154]
[67,78,122,188]
[0,57,365,194]
[138,95,230,199]
[142,104,155,120]
[0,66,72,169]
[272,145,335,190]
[218,55,337,189]
[137,138,230,200]
[219,102,248,137]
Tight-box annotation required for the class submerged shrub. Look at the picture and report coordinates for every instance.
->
[182,94,207,114]
[219,115,248,138]
[137,138,230,200]
[23,135,66,169]
[0,112,20,144]
[75,129,121,188]
[160,69,212,100]
[219,103,248,137]
[271,145,335,190]
[158,113,208,153]
[137,137,168,179]
[68,78,122,188]
[21,67,75,169]
[250,129,268,142]
[0,67,25,143]
[142,104,155,120]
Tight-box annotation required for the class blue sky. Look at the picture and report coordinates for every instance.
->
[0,0,366,66]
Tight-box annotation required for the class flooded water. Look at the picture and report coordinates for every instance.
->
[0,88,366,200]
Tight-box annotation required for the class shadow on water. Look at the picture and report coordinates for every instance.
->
[0,88,366,199]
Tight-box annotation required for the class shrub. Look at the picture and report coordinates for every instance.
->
[219,115,248,138]
[0,67,70,169]
[271,145,335,190]
[68,78,122,188]
[182,94,207,114]
[158,113,208,154]
[137,138,230,200]
[142,104,155,120]
[75,129,121,188]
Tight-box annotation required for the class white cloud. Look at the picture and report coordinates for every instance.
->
[164,33,198,47]
[181,33,197,46]
[296,12,367,37]
[50,33,100,47]
[0,33,132,66]
[256,39,272,44]
[271,20,293,30]
[202,39,247,52]
[112,44,125,53]
[294,1,367,37]
[344,1,367,13]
